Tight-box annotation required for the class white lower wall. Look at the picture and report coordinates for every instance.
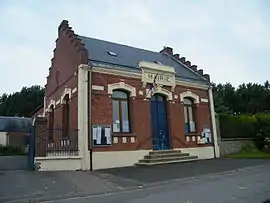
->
[92,147,215,170]
[178,146,215,159]
[35,156,82,171]
[0,132,8,146]
[92,150,151,170]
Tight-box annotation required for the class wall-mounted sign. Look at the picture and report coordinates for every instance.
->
[139,61,176,87]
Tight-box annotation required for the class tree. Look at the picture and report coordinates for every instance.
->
[213,81,270,114]
[0,85,44,117]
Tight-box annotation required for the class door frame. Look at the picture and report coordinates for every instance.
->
[150,93,171,150]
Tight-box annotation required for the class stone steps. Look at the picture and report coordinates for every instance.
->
[136,150,199,166]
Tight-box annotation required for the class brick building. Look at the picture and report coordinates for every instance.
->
[38,20,220,171]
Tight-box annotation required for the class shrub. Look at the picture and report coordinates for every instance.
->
[0,145,27,156]
[253,114,270,151]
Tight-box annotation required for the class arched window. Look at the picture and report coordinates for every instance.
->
[112,90,131,133]
[62,94,70,138]
[183,98,196,133]
[48,106,54,142]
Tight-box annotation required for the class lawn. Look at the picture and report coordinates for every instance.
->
[226,151,270,159]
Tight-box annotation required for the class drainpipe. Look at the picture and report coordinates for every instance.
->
[87,63,93,171]
[208,86,220,158]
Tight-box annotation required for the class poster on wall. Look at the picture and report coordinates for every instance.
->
[92,125,112,147]
[189,121,196,132]
[200,128,213,144]
[123,120,130,132]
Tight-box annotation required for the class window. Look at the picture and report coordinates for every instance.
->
[112,90,131,133]
[107,51,117,57]
[183,98,196,133]
[48,106,54,142]
[62,95,70,138]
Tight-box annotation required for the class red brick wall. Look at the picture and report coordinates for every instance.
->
[91,72,213,152]
[44,21,86,131]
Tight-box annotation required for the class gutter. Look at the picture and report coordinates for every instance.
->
[87,63,93,171]
[208,85,220,159]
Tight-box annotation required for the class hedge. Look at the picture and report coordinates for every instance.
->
[218,113,270,151]
[219,113,257,138]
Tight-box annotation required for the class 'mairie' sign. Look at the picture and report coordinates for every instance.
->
[139,61,176,87]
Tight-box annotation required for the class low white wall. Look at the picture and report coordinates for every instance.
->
[92,150,151,170]
[0,132,8,146]
[35,156,82,171]
[92,147,215,170]
[179,146,215,159]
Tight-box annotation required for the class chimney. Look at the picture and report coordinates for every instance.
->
[179,57,186,63]
[198,69,204,75]
[190,65,197,71]
[203,74,210,82]
[173,54,180,59]
[184,61,191,67]
[160,46,173,56]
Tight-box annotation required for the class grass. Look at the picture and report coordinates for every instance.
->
[226,151,270,159]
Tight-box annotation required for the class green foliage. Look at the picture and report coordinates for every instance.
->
[0,85,44,117]
[0,145,27,156]
[212,81,270,114]
[253,114,270,151]
[219,114,256,138]
[219,113,270,151]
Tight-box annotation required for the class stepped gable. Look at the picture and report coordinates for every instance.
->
[160,46,211,83]
[45,20,88,88]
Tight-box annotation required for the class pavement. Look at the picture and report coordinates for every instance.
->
[0,158,269,203]
[50,162,270,203]
[0,155,28,170]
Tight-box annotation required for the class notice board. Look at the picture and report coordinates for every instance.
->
[92,125,112,146]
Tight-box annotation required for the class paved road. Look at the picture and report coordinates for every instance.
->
[0,155,28,170]
[0,159,269,203]
[43,163,270,203]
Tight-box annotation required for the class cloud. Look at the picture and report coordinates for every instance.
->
[0,0,270,94]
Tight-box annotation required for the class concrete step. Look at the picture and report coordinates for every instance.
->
[149,149,182,155]
[136,158,199,166]
[139,155,198,163]
[144,152,191,159]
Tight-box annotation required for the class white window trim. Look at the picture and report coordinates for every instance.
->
[60,88,72,104]
[180,90,200,104]
[46,100,56,112]
[146,86,173,101]
[108,82,136,97]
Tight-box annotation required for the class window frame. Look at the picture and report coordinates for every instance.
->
[48,106,54,142]
[62,94,70,138]
[183,97,196,133]
[112,90,132,134]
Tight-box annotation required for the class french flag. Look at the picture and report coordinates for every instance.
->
[147,73,158,96]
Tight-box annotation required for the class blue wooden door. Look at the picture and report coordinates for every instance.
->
[150,94,170,150]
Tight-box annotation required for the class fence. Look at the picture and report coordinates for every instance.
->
[39,129,79,157]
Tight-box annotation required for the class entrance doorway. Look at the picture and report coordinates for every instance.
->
[150,94,170,150]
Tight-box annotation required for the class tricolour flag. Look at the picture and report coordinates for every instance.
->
[146,73,158,97]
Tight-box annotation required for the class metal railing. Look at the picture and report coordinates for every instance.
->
[41,129,79,157]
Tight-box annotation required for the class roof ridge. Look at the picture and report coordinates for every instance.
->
[78,35,161,55]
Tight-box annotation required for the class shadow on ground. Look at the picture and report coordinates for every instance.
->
[96,158,270,185]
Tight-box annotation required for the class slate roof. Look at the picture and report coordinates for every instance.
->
[78,35,208,85]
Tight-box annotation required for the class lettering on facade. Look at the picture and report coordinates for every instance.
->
[142,71,175,87]
[139,61,176,89]
[146,73,171,83]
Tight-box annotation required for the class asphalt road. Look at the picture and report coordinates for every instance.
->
[44,163,270,203]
